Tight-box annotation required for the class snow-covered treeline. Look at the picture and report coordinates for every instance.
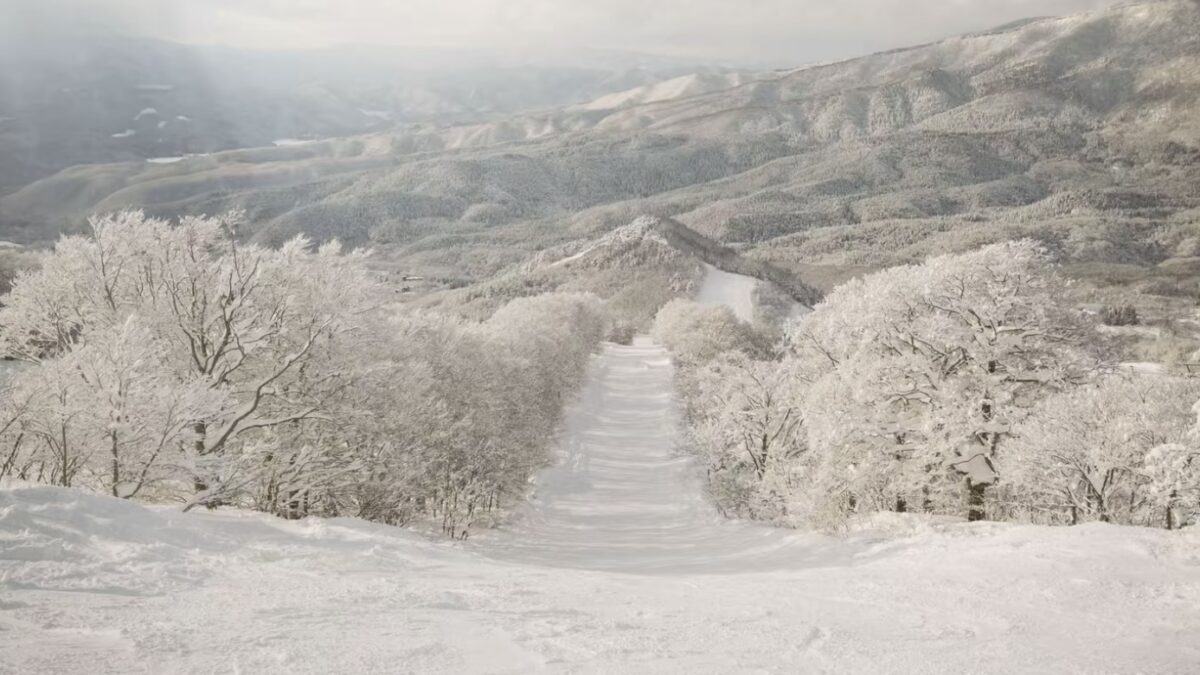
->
[0,212,606,536]
[659,240,1200,530]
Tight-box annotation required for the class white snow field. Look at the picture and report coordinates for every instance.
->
[3,336,1200,674]
[695,263,757,322]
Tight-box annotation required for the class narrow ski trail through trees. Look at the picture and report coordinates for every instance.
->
[472,337,820,573]
[472,266,827,573]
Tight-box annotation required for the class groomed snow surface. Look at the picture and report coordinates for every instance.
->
[3,337,1199,674]
[695,263,757,323]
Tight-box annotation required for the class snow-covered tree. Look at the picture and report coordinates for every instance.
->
[58,316,224,498]
[0,376,35,481]
[650,293,803,520]
[0,212,609,537]
[337,294,607,536]
[790,240,1096,523]
[1143,443,1200,530]
[0,212,380,507]
[652,299,766,366]
[2,355,98,488]
[687,351,807,519]
[1007,374,1200,526]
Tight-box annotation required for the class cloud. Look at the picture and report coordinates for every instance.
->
[3,0,1124,64]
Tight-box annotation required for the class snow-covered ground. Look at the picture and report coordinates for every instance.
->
[471,338,813,573]
[695,263,758,322]
[3,338,1199,674]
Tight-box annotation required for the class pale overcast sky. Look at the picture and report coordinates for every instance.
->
[8,0,1126,65]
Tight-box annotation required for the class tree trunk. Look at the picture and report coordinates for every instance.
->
[966,478,987,522]
[1086,483,1108,523]
[110,430,120,498]
[59,425,72,487]
[969,363,999,524]
[757,433,769,480]
[0,433,23,480]
[192,421,210,497]
[1166,490,1178,530]
[284,487,307,519]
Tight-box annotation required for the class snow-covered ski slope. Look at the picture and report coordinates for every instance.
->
[695,263,757,322]
[472,338,826,573]
[2,278,1200,673]
[3,402,1200,674]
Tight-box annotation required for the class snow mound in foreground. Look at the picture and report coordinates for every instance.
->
[3,484,1200,674]
[0,483,463,597]
[1,484,222,595]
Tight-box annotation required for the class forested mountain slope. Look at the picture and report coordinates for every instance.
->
[2,0,1197,292]
[416,215,815,329]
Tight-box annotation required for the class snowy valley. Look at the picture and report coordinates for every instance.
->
[3,1,1200,673]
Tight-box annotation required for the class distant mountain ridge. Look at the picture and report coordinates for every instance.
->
[0,35,718,194]
[2,0,1197,291]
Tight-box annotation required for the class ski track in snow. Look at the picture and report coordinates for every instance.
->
[2,282,1200,673]
[470,338,851,574]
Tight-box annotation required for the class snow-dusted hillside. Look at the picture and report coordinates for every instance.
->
[3,339,1199,673]
[0,36,713,193]
[7,0,1199,256]
[568,72,763,112]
